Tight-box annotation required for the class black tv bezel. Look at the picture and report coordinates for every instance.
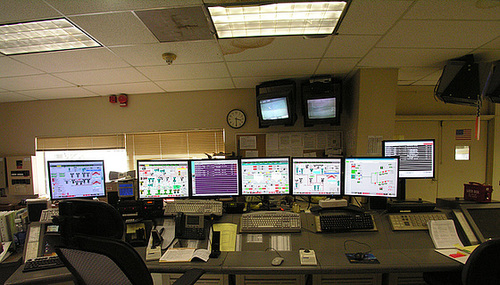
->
[189,158,241,198]
[256,80,297,128]
[291,157,343,197]
[47,160,107,200]
[240,156,291,196]
[343,156,400,198]
[136,159,190,199]
[382,139,436,179]
[302,80,342,127]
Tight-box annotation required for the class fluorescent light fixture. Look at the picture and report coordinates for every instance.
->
[207,1,348,38]
[0,18,101,55]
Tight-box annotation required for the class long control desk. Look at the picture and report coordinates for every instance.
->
[5,211,462,285]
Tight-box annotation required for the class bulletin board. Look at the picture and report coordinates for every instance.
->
[236,131,342,158]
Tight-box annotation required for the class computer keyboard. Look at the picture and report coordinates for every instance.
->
[240,211,301,233]
[318,212,374,232]
[388,212,448,231]
[39,208,59,222]
[163,200,223,216]
[23,256,64,272]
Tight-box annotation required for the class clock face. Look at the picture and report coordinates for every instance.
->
[227,109,246,129]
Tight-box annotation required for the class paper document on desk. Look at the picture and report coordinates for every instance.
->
[428,220,463,249]
[159,248,210,263]
[212,223,237,251]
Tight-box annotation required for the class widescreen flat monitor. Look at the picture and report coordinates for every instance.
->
[48,160,106,200]
[241,157,290,195]
[382,139,435,179]
[137,160,189,199]
[292,157,342,196]
[191,159,240,197]
[344,157,399,198]
[460,203,500,243]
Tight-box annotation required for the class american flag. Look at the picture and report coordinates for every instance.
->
[456,129,471,140]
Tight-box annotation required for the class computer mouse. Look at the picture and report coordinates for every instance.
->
[353,252,366,261]
[271,257,284,266]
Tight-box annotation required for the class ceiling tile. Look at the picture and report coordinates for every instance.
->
[0,57,44,77]
[324,35,381,58]
[156,78,234,92]
[0,0,59,24]
[0,74,73,91]
[360,48,472,68]
[19,87,98,100]
[398,67,441,81]
[222,36,331,61]
[0,91,35,103]
[84,82,165,96]
[69,12,158,46]
[227,59,320,77]
[316,58,360,77]
[377,20,500,49]
[54,68,150,86]
[44,0,201,15]
[404,0,500,20]
[137,63,230,81]
[337,0,413,35]
[110,41,223,66]
[14,48,130,73]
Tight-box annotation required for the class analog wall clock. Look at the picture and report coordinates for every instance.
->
[226,109,246,129]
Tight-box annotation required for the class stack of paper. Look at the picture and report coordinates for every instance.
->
[428,219,474,264]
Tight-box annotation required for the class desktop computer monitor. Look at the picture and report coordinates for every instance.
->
[240,157,290,195]
[344,157,399,198]
[190,159,240,198]
[292,157,342,196]
[47,160,106,200]
[137,160,189,199]
[382,139,435,179]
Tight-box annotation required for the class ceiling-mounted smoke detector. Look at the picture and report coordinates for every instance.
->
[162,53,177,65]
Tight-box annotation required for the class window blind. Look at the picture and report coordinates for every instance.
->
[36,134,126,150]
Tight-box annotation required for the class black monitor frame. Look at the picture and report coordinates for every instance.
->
[256,79,297,128]
[291,157,342,197]
[136,159,190,199]
[301,80,342,127]
[240,157,291,196]
[460,203,500,243]
[47,160,106,200]
[189,158,241,198]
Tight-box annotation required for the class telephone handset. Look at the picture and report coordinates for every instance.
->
[175,213,206,240]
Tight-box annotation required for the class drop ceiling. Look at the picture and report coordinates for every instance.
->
[0,0,499,103]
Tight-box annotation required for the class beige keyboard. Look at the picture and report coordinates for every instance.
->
[388,212,448,231]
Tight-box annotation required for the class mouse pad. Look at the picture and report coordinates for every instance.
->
[345,253,380,264]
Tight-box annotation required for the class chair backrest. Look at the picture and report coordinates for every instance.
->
[53,199,153,285]
[55,235,153,285]
[462,238,500,285]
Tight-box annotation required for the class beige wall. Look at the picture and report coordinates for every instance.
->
[0,88,341,157]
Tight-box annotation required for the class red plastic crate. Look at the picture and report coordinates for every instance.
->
[464,182,493,202]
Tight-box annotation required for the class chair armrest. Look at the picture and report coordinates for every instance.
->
[172,268,205,285]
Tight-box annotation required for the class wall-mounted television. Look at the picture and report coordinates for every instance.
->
[256,79,297,128]
[302,79,341,126]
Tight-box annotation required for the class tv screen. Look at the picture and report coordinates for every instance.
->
[307,97,336,119]
[118,181,135,198]
[344,157,399,198]
[190,159,240,197]
[260,97,289,120]
[137,160,189,199]
[48,160,106,200]
[382,139,435,179]
[241,157,290,195]
[292,157,342,196]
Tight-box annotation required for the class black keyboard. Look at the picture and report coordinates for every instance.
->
[319,212,374,232]
[23,256,64,272]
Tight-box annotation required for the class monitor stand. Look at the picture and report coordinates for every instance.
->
[386,179,436,212]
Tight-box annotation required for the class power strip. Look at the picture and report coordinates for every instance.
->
[319,198,348,208]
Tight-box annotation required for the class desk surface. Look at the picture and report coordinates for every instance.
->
[5,211,462,285]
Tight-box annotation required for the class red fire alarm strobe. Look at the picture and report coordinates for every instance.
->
[118,94,128,107]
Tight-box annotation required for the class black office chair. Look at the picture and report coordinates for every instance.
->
[52,199,204,285]
[461,238,500,285]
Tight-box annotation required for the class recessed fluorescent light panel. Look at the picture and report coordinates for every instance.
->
[0,18,101,55]
[207,1,348,38]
